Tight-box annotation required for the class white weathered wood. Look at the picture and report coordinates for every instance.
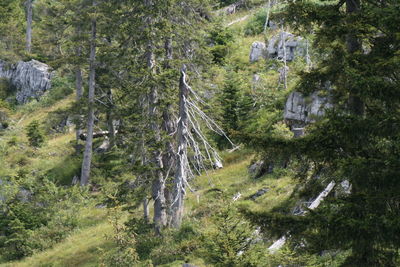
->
[80,1,97,186]
[268,181,336,253]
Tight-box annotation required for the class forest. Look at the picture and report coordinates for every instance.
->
[0,0,399,266]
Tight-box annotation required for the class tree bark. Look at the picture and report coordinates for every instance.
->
[162,37,176,225]
[143,198,150,224]
[75,25,83,144]
[268,181,336,253]
[146,41,168,234]
[171,66,190,228]
[80,2,97,186]
[106,89,115,149]
[25,0,33,53]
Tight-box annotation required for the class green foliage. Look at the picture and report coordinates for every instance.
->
[244,9,267,36]
[209,23,234,65]
[38,75,74,107]
[26,120,45,147]
[200,203,267,266]
[100,208,139,267]
[244,1,400,266]
[0,179,88,260]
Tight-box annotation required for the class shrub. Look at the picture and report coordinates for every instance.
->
[209,23,234,65]
[0,179,87,260]
[244,9,267,36]
[200,203,268,267]
[100,208,139,267]
[26,120,45,147]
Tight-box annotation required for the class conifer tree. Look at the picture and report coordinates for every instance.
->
[244,1,400,265]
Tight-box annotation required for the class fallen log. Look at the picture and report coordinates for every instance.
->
[268,181,336,253]
[79,130,118,141]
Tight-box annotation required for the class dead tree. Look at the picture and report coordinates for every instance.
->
[170,66,236,228]
[25,0,33,53]
[171,66,190,228]
[80,0,97,186]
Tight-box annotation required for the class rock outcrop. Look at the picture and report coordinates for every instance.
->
[284,91,333,125]
[0,59,53,104]
[267,32,304,62]
[249,41,267,63]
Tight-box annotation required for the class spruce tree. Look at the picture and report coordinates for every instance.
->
[244,0,400,265]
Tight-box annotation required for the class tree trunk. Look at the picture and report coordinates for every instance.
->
[268,181,336,253]
[146,41,168,234]
[143,198,150,224]
[171,66,190,228]
[80,3,97,186]
[75,26,83,144]
[263,0,271,34]
[106,90,115,149]
[25,0,33,53]
[162,37,176,225]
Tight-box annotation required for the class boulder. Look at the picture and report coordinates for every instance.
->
[284,91,333,125]
[267,32,305,62]
[249,41,267,63]
[0,59,53,104]
[248,160,273,179]
[248,188,269,201]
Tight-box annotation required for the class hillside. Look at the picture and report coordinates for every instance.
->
[1,0,400,266]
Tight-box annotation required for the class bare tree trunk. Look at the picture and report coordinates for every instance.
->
[143,198,150,224]
[171,66,190,228]
[281,26,288,89]
[162,37,176,225]
[80,2,97,186]
[75,26,83,144]
[269,181,336,253]
[146,41,167,234]
[106,90,115,149]
[263,0,271,34]
[25,0,33,53]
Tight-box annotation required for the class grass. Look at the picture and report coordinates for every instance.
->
[1,207,112,267]
[3,222,113,267]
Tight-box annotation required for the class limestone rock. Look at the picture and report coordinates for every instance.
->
[284,91,333,124]
[267,32,305,62]
[0,59,53,104]
[248,160,273,179]
[249,41,267,63]
[248,188,269,201]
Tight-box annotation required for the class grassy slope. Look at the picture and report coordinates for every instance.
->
[6,154,295,267]
[2,4,302,266]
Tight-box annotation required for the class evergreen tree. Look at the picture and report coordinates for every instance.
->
[244,1,400,265]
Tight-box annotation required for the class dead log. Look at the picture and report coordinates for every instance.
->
[79,130,118,141]
[268,181,336,253]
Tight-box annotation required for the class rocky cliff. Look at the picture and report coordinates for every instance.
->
[284,91,333,125]
[0,59,53,104]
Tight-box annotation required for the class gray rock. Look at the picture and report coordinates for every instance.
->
[248,160,273,179]
[249,188,269,200]
[252,74,261,84]
[267,32,305,62]
[182,264,198,267]
[0,59,53,104]
[249,41,267,63]
[284,91,333,124]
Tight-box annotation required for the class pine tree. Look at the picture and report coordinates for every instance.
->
[244,0,400,265]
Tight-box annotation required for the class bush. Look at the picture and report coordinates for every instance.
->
[244,9,267,36]
[100,208,139,267]
[40,75,74,107]
[26,120,45,147]
[0,179,87,260]
[209,23,234,65]
[200,203,268,267]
